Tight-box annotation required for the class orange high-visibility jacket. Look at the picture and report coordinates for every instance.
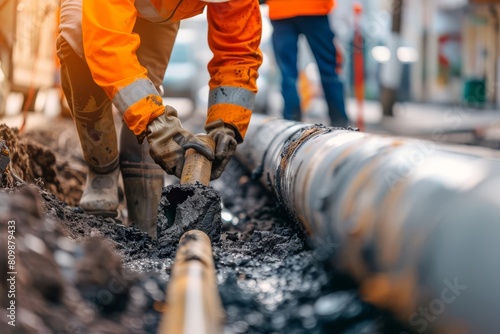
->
[81,0,262,139]
[267,0,336,20]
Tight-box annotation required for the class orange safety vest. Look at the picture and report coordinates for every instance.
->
[266,0,335,20]
[80,0,262,138]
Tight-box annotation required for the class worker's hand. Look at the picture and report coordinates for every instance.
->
[144,106,214,178]
[205,120,239,180]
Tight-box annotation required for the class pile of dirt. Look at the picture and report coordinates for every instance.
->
[0,186,164,334]
[0,121,411,333]
[0,123,85,206]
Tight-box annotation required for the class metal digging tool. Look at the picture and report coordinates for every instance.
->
[158,135,224,334]
[156,134,222,242]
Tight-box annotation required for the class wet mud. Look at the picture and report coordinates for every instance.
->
[0,122,411,333]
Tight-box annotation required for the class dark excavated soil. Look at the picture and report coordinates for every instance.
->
[157,183,222,244]
[0,123,85,206]
[0,120,412,333]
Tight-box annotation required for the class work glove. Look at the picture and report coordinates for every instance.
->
[142,106,214,178]
[205,119,240,180]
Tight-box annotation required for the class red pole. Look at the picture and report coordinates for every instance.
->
[353,2,365,131]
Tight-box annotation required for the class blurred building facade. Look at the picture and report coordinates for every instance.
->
[0,0,59,115]
[1,0,499,116]
[332,0,500,108]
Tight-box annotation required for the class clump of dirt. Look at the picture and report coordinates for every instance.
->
[157,183,222,245]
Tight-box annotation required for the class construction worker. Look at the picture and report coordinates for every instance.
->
[266,0,348,126]
[57,0,262,237]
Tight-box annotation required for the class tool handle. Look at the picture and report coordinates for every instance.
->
[159,230,224,334]
[180,134,215,186]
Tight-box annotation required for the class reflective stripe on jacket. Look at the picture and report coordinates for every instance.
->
[266,0,335,20]
[80,0,262,137]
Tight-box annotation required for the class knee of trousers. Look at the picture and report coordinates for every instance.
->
[74,102,119,171]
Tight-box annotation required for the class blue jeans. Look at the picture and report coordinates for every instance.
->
[271,15,347,126]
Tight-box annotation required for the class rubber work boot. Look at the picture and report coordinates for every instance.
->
[120,122,164,238]
[72,102,120,217]
[57,34,120,217]
[121,162,163,238]
[80,159,120,217]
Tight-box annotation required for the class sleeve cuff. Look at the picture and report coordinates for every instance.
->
[123,94,165,136]
[205,103,252,141]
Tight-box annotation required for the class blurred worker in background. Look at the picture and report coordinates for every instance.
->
[57,0,262,236]
[266,0,348,126]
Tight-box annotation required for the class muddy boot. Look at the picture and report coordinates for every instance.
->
[80,158,120,217]
[121,163,164,238]
[72,102,119,218]
[120,123,164,238]
[57,35,120,217]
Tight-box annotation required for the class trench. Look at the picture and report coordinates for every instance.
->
[0,120,411,333]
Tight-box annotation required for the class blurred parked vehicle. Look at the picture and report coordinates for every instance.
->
[162,29,204,103]
[254,5,277,114]
[254,48,276,114]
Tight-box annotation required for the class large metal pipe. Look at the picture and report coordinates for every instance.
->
[235,115,500,333]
